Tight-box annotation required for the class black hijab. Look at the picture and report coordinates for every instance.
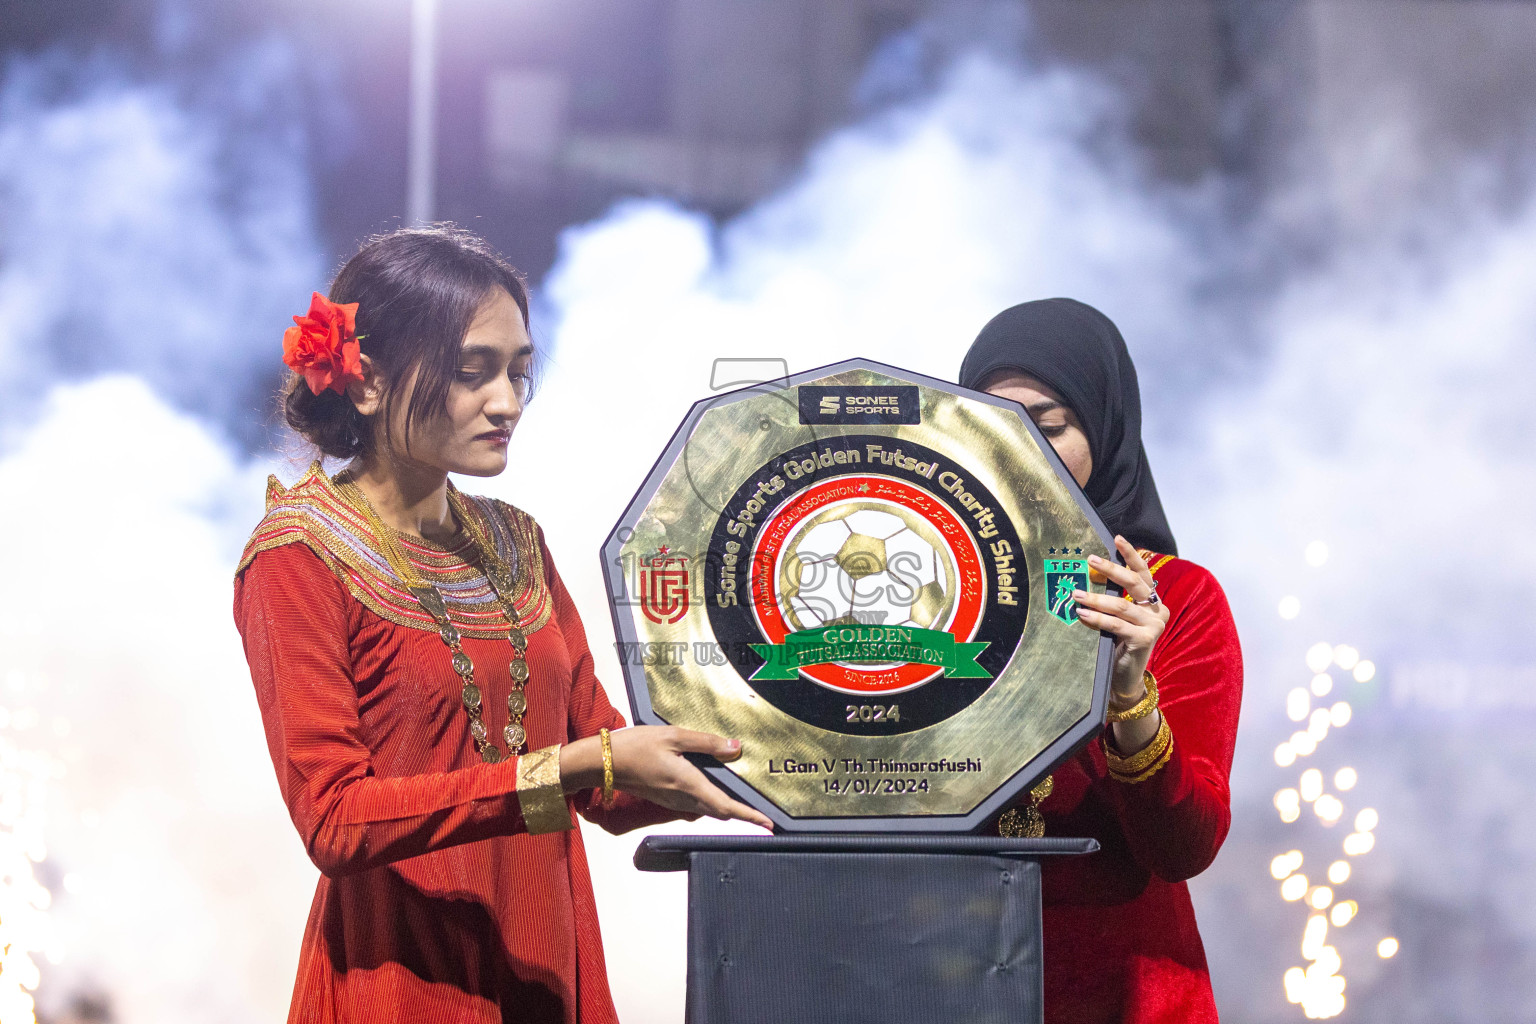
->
[958,298,1178,556]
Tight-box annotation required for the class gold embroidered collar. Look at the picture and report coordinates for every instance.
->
[237,462,552,639]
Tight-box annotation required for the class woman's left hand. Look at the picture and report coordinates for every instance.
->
[1071,536,1170,705]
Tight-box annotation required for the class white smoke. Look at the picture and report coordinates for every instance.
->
[0,378,310,1023]
[0,15,1531,1024]
[0,41,322,444]
[0,39,323,1024]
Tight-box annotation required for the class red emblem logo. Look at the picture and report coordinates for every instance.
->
[640,546,691,624]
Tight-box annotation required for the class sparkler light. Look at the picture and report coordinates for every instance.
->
[0,719,58,1024]
[1268,609,1395,1018]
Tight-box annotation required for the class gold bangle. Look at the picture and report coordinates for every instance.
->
[599,727,616,810]
[1107,670,1159,723]
[1111,730,1175,784]
[1105,714,1170,773]
[1104,717,1174,783]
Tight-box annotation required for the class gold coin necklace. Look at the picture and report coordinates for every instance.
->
[998,775,1055,838]
[337,475,531,763]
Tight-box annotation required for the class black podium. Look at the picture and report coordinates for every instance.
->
[635,834,1097,1024]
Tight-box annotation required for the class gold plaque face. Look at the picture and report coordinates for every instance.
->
[603,360,1116,831]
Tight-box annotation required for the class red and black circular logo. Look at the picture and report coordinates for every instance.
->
[705,434,1027,735]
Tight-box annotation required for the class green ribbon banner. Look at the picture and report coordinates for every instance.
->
[750,625,991,681]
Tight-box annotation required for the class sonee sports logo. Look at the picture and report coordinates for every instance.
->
[798,386,921,425]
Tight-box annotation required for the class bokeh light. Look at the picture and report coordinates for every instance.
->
[1343,832,1376,856]
[1275,788,1302,823]
[1302,914,1329,959]
[1378,938,1399,958]
[1279,595,1301,620]
[1288,688,1311,722]
[1284,966,1306,1004]
[1310,673,1333,696]
[1327,860,1351,885]
[1272,851,1304,880]
[1334,767,1357,791]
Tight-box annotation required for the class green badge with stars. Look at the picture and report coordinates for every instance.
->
[1044,550,1090,625]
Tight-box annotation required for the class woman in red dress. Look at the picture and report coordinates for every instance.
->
[234,226,771,1024]
[960,299,1243,1024]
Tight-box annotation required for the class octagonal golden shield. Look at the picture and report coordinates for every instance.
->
[602,359,1118,831]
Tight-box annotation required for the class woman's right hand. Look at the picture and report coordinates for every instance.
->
[562,726,774,830]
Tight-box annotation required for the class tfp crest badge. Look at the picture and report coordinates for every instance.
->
[1044,552,1090,625]
[639,547,690,624]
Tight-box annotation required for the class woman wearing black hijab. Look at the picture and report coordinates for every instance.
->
[959,299,1242,1024]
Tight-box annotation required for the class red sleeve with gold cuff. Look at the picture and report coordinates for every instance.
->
[234,543,566,878]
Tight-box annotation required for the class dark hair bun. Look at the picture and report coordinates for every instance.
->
[283,376,367,459]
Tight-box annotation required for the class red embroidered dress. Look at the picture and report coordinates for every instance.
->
[1027,552,1243,1024]
[233,466,677,1024]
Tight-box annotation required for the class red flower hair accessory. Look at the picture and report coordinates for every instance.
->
[283,291,364,395]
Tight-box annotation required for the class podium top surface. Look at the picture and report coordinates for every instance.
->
[634,833,1099,872]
